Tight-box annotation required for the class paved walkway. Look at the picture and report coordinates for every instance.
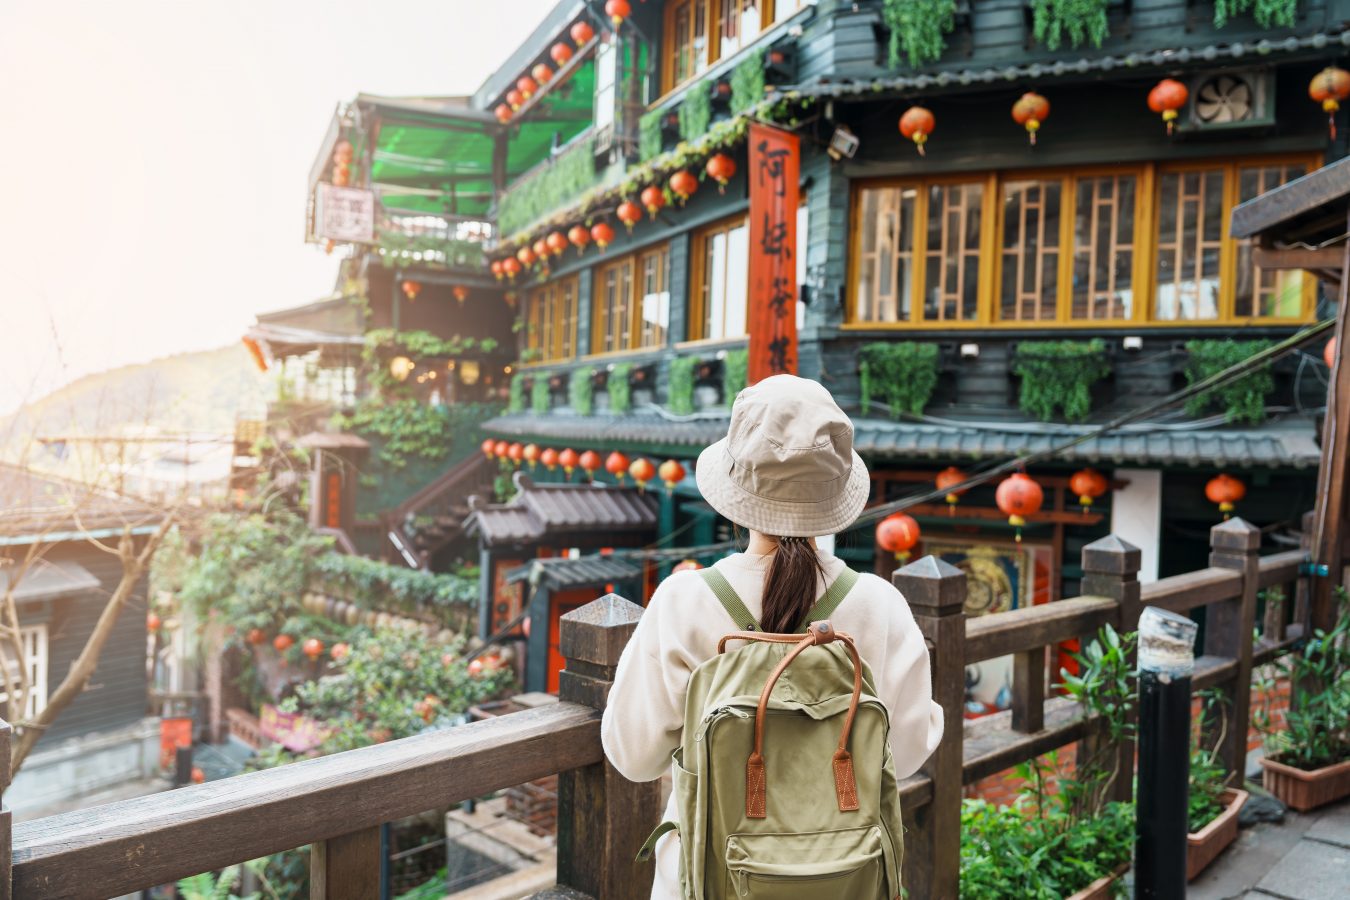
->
[1189,793,1350,900]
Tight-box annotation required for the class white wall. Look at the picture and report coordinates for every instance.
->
[1110,468,1163,583]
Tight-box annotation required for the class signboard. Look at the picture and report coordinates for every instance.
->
[314,184,375,244]
[747,123,801,384]
[260,703,329,752]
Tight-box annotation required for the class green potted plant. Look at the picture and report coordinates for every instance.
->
[1186,690,1248,880]
[1253,589,1350,810]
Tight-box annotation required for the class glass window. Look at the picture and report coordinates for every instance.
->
[527,278,580,363]
[694,218,750,340]
[1156,169,1225,321]
[999,179,1062,322]
[772,0,807,23]
[0,625,48,719]
[718,0,762,57]
[926,182,983,322]
[592,246,669,353]
[1072,174,1137,321]
[1235,163,1309,318]
[855,186,917,323]
[665,0,710,92]
[639,247,671,348]
[594,37,617,132]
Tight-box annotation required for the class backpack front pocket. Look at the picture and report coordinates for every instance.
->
[724,826,885,899]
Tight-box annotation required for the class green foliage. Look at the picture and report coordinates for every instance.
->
[1253,588,1350,771]
[882,0,955,68]
[498,134,598,237]
[375,231,484,269]
[508,373,526,413]
[531,372,551,414]
[723,349,749,405]
[730,50,766,115]
[1189,689,1233,833]
[177,866,249,900]
[1031,0,1109,51]
[1184,339,1277,425]
[1214,0,1298,28]
[569,366,595,415]
[639,109,664,162]
[1058,625,1138,815]
[335,399,500,469]
[1012,340,1111,423]
[609,363,634,414]
[859,342,940,418]
[397,869,449,900]
[668,356,697,415]
[679,83,712,144]
[313,553,478,626]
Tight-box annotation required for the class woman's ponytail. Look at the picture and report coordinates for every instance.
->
[760,536,827,634]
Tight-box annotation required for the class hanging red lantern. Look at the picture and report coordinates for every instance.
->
[494,104,512,124]
[532,63,554,86]
[899,106,935,156]
[1205,473,1246,520]
[629,457,656,491]
[517,246,537,268]
[934,466,967,515]
[517,76,538,99]
[591,221,615,249]
[507,442,525,466]
[568,224,591,253]
[540,447,560,471]
[1069,468,1109,511]
[246,627,267,646]
[669,170,698,203]
[995,472,1044,542]
[605,451,631,482]
[532,238,550,262]
[705,154,737,193]
[506,88,525,110]
[302,638,324,661]
[453,285,469,304]
[640,185,666,218]
[502,257,522,280]
[273,634,295,652]
[324,239,336,255]
[1325,337,1337,369]
[494,440,510,459]
[659,459,687,492]
[331,162,351,187]
[579,449,602,479]
[551,42,574,66]
[331,642,350,661]
[672,559,703,573]
[1147,79,1189,135]
[617,200,643,232]
[523,443,541,469]
[482,438,497,459]
[546,231,569,256]
[1310,67,1350,140]
[490,259,504,280]
[571,21,595,44]
[559,447,581,478]
[605,0,631,26]
[401,280,422,301]
[1011,92,1050,146]
[877,513,921,562]
[147,612,162,632]
[333,140,354,163]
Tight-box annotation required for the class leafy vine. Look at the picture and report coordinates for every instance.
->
[723,349,749,405]
[609,363,634,414]
[679,83,712,143]
[1031,0,1109,51]
[1214,0,1299,29]
[508,374,526,413]
[881,0,956,68]
[569,366,595,415]
[668,356,697,415]
[1011,339,1112,423]
[1184,339,1277,424]
[730,50,766,115]
[531,372,551,414]
[639,109,664,162]
[859,342,941,418]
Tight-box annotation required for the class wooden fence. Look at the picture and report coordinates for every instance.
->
[0,517,1307,899]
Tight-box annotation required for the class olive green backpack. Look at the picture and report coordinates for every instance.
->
[638,567,905,899]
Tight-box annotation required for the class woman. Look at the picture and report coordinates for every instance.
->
[601,374,943,899]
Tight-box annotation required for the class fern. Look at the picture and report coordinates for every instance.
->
[1011,340,1112,423]
[859,342,941,418]
[1184,339,1277,425]
[531,372,551,414]
[679,84,712,143]
[723,349,749,405]
[730,50,766,115]
[639,109,664,162]
[668,357,697,415]
[882,0,956,68]
[569,366,595,415]
[508,373,526,413]
[609,363,634,414]
[1031,0,1109,51]
[1214,0,1298,28]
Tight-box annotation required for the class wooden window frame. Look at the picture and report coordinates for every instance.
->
[590,244,671,356]
[690,214,750,341]
[661,0,777,96]
[0,625,48,719]
[526,276,580,364]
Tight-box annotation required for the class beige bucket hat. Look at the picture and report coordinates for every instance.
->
[695,374,870,537]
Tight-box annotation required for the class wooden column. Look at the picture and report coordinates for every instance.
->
[893,556,966,900]
[0,719,11,900]
[555,594,658,900]
[1207,517,1262,780]
[310,826,382,900]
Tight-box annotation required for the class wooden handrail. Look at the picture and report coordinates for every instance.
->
[1142,566,1243,611]
[391,452,493,522]
[965,596,1118,663]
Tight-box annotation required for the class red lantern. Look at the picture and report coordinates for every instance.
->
[571,21,595,44]
[551,42,574,66]
[606,0,631,26]
[532,63,554,86]
[659,459,687,492]
[401,280,421,301]
[1011,92,1050,146]
[333,140,353,163]
[672,559,703,572]
[629,457,656,491]
[331,642,350,661]
[546,231,569,256]
[540,447,560,471]
[1147,79,1189,135]
[641,185,666,218]
[453,285,469,304]
[995,472,1044,542]
[605,451,631,482]
[302,638,324,660]
[494,104,512,124]
[1069,468,1109,511]
[502,257,522,280]
[1310,67,1350,139]
[506,88,525,110]
[934,466,967,515]
[273,634,295,652]
[568,224,591,253]
[331,161,351,187]
[579,450,602,479]
[517,76,538,99]
[705,153,737,193]
[559,447,581,477]
[877,513,921,562]
[482,438,497,459]
[246,627,266,646]
[517,246,537,267]
[591,221,615,249]
[670,170,698,203]
[490,259,504,280]
[899,106,935,156]
[147,612,161,632]
[1326,337,1337,370]
[507,442,525,466]
[617,200,643,232]
[494,440,510,459]
[523,443,541,468]
[533,238,550,262]
[1205,474,1246,519]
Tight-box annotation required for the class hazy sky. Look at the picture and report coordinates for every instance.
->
[0,0,557,414]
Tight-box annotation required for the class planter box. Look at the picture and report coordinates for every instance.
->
[1187,787,1248,881]
[1066,863,1128,900]
[1261,755,1350,811]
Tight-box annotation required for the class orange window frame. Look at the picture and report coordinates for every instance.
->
[689,214,750,341]
[660,0,777,96]
[591,244,671,355]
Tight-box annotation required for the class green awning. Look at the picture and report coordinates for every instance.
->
[505,58,596,181]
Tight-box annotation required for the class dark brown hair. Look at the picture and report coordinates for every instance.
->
[760,536,827,634]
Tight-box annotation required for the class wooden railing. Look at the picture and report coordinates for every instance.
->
[383,453,495,568]
[0,517,1307,899]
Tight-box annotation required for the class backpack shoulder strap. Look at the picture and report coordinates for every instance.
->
[699,568,759,631]
[796,567,860,633]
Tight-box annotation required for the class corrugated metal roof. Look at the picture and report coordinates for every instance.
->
[464,473,660,547]
[0,559,100,602]
[504,555,644,590]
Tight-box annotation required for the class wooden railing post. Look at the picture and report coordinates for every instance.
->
[894,556,966,900]
[555,593,657,900]
[1,719,11,900]
[310,826,382,900]
[1207,517,1262,779]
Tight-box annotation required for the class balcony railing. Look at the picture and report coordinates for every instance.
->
[0,515,1309,898]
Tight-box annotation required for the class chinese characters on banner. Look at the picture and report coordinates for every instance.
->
[747,123,800,385]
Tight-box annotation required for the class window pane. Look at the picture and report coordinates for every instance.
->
[1072,175,1136,320]
[594,39,617,131]
[999,180,1061,321]
[1235,163,1308,318]
[1155,169,1223,321]
[925,183,983,322]
[640,250,669,348]
[724,223,749,338]
[705,231,727,340]
[854,186,915,323]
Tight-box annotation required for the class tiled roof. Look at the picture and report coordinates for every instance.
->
[0,559,100,602]
[504,555,645,591]
[464,472,660,547]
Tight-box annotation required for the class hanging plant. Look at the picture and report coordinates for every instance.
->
[859,342,941,419]
[679,84,712,144]
[531,372,551,414]
[668,356,697,415]
[1214,0,1298,29]
[730,50,766,115]
[508,373,526,413]
[723,349,749,405]
[1011,339,1112,423]
[1184,339,1277,425]
[639,109,664,162]
[569,366,595,415]
[609,363,634,414]
[1031,0,1109,51]
[881,0,955,68]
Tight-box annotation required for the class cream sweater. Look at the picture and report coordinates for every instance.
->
[600,550,943,899]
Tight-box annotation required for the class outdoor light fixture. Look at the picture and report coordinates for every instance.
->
[389,356,415,382]
[1123,335,1144,351]
[827,125,860,161]
[459,360,481,386]
[960,343,980,359]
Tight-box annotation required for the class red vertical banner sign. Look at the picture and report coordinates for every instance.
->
[747,123,800,385]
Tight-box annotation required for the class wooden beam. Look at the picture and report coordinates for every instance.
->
[965,596,1118,663]
[1312,210,1350,633]
[311,826,382,900]
[904,502,1104,527]
[1141,567,1243,613]
[1251,245,1345,270]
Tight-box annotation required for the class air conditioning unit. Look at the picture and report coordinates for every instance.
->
[1178,69,1275,134]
